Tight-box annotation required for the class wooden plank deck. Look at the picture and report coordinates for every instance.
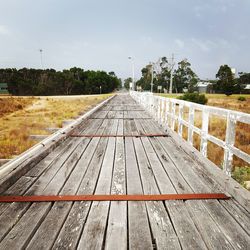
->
[0,94,249,250]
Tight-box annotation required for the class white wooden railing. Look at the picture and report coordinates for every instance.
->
[130,91,250,176]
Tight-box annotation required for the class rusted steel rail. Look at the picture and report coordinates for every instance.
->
[0,193,229,202]
[69,133,168,138]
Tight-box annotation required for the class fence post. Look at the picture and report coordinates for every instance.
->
[164,99,170,130]
[154,97,158,120]
[160,98,165,125]
[171,102,176,130]
[188,106,194,145]
[157,97,161,123]
[200,108,209,157]
[223,112,236,176]
[161,98,166,125]
[178,103,184,136]
[150,95,154,115]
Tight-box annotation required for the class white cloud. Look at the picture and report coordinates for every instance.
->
[0,25,10,35]
[191,38,216,52]
[175,39,184,49]
[189,38,234,53]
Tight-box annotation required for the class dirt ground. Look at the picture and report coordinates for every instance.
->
[0,94,112,159]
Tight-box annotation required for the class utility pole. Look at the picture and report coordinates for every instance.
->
[39,49,43,69]
[150,62,154,93]
[169,53,175,94]
[128,57,135,90]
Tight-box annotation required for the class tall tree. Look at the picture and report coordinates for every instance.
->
[154,57,171,92]
[124,77,132,90]
[0,67,119,95]
[136,65,153,91]
[235,72,249,93]
[173,59,198,93]
[215,65,236,95]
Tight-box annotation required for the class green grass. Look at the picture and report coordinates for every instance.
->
[156,93,181,98]
[232,167,250,189]
[156,93,250,100]
[205,94,250,99]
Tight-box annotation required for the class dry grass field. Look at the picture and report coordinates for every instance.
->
[0,94,112,159]
[158,93,250,188]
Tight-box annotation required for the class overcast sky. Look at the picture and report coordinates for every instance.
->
[0,0,249,80]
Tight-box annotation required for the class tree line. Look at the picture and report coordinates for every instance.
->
[0,67,121,95]
[124,57,249,95]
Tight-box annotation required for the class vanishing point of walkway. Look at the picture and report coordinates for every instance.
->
[0,94,249,249]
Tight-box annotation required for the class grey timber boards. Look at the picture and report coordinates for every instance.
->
[0,119,107,249]
[104,119,127,250]
[0,94,249,250]
[124,120,153,250]
[138,118,250,249]
[26,119,115,250]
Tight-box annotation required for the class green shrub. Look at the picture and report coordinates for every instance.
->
[238,96,246,101]
[179,93,208,105]
[232,166,250,189]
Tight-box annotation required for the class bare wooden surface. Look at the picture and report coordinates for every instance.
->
[0,94,249,250]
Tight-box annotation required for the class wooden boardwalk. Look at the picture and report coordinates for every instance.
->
[0,94,249,249]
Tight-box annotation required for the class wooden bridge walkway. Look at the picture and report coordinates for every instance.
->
[0,94,249,249]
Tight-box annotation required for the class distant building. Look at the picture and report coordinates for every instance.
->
[197,81,211,93]
[231,68,236,78]
[0,83,9,94]
[243,84,250,94]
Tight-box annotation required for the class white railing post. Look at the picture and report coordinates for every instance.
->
[161,98,166,126]
[159,98,163,125]
[150,95,154,115]
[157,97,161,123]
[129,91,250,179]
[171,102,176,131]
[178,103,184,136]
[188,106,194,146]
[154,97,158,120]
[200,108,209,157]
[165,99,170,130]
[223,113,236,176]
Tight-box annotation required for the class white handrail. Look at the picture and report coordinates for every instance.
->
[130,91,250,176]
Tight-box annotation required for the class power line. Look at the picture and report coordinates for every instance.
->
[169,53,175,94]
[39,49,43,69]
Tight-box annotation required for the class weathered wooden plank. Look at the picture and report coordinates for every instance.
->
[134,119,209,249]
[0,138,82,242]
[132,134,181,250]
[91,110,109,119]
[0,118,106,247]
[102,105,113,111]
[124,119,153,250]
[0,176,35,216]
[77,119,118,249]
[220,199,250,234]
[107,110,116,118]
[1,94,249,249]
[140,119,232,248]
[26,119,113,250]
[0,136,84,228]
[114,110,124,119]
[105,119,127,250]
[52,120,117,249]
[0,104,106,195]
[0,140,91,248]
[137,92,250,211]
[144,120,250,248]
[144,120,250,246]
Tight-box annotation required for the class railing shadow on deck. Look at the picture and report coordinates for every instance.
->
[130,91,250,178]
